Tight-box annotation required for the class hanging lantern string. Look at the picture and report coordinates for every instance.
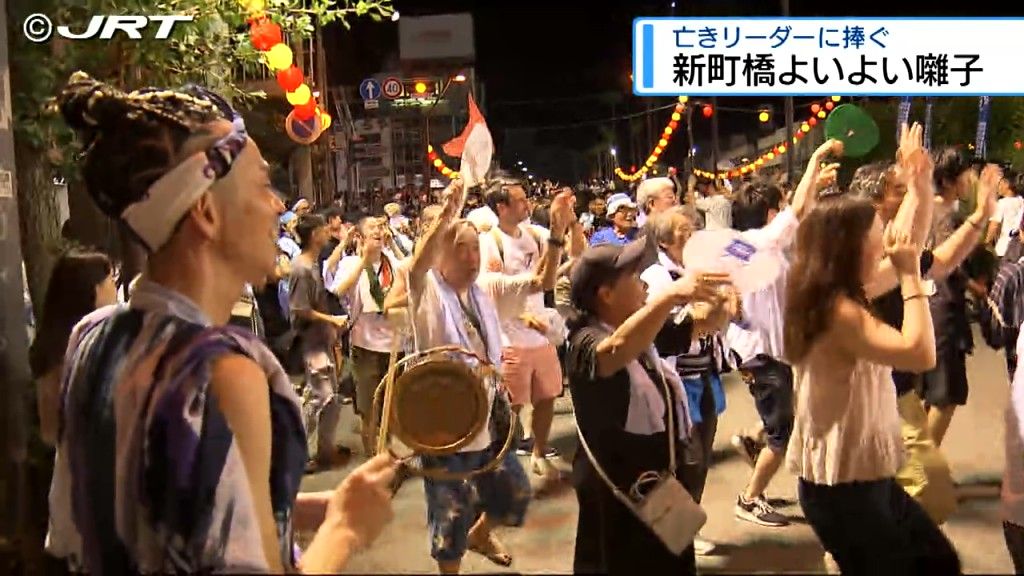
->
[613,96,690,183]
[239,0,332,131]
[426,144,461,179]
[693,96,842,180]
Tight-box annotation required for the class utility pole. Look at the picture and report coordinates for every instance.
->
[783,0,795,184]
[0,0,32,561]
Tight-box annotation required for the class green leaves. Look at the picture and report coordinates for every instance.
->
[10,0,394,163]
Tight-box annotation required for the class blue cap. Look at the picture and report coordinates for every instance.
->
[605,193,636,216]
[279,211,297,226]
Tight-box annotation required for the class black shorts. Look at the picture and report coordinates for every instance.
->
[742,356,794,451]
[918,350,969,408]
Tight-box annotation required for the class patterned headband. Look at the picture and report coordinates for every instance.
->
[121,111,249,252]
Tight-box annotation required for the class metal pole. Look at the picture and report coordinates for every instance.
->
[711,96,720,181]
[783,0,794,184]
[0,0,31,555]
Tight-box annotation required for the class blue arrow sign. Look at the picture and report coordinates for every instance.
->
[359,78,381,101]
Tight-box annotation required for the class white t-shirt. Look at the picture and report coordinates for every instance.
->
[478,224,550,348]
[409,271,494,453]
[724,208,799,365]
[695,195,733,230]
[993,196,1024,257]
[332,251,399,353]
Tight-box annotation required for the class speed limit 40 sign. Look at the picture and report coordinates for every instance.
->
[382,77,403,100]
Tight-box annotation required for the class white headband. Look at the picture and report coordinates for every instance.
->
[120,116,247,252]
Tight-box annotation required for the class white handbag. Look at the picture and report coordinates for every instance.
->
[574,358,707,555]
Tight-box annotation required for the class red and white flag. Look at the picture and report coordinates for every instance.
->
[443,93,493,187]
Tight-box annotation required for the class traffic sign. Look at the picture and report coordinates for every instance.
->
[359,78,381,101]
[382,77,403,100]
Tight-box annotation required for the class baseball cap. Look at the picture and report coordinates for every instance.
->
[605,193,637,216]
[570,235,657,313]
[279,211,297,227]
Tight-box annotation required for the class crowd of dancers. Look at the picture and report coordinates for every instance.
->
[24,71,1024,575]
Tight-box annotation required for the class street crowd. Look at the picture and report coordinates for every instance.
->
[23,71,1024,575]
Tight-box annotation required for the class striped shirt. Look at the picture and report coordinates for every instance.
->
[47,280,307,573]
[981,257,1024,375]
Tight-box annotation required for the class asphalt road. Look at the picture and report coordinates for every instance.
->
[302,327,1015,574]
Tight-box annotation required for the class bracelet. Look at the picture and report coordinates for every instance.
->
[547,236,566,248]
[902,293,927,302]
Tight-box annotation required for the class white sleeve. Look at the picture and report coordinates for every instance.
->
[993,198,1009,223]
[329,255,362,295]
[741,207,799,251]
[640,264,676,303]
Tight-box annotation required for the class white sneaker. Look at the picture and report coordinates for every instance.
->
[693,536,716,556]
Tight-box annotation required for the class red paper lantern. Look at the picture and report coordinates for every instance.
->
[808,117,818,126]
[276,66,303,93]
[825,101,835,111]
[669,120,679,130]
[811,103,821,114]
[1016,140,1022,150]
[630,165,637,173]
[795,130,805,139]
[294,99,318,120]
[250,20,283,52]
[702,104,713,118]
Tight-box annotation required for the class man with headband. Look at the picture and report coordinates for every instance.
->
[47,72,396,573]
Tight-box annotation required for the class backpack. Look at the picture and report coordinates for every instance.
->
[490,226,555,307]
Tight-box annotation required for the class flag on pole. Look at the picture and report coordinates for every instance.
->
[443,93,493,187]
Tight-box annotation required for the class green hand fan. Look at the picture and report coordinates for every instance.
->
[825,104,880,158]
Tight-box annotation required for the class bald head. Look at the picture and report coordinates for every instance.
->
[636,177,678,217]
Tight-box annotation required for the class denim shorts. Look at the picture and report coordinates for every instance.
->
[742,356,794,451]
[421,444,531,562]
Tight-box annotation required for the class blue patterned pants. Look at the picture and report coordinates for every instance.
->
[421,445,531,562]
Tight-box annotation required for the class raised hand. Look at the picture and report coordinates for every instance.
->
[668,271,733,306]
[815,162,842,193]
[548,190,576,234]
[976,163,1002,220]
[883,221,922,276]
[324,453,398,552]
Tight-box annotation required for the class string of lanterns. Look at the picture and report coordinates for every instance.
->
[694,96,842,180]
[427,145,461,179]
[238,0,332,141]
[614,96,690,182]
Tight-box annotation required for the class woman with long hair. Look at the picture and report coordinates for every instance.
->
[30,247,117,447]
[784,189,960,574]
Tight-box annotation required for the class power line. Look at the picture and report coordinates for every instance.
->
[502,102,679,132]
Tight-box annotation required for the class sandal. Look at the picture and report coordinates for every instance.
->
[305,445,353,473]
[468,532,512,567]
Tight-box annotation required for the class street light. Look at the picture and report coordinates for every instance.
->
[517,161,524,166]
[610,147,617,156]
[521,167,528,173]
[391,10,400,21]
[454,73,467,83]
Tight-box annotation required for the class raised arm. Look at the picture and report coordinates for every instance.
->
[833,228,935,372]
[790,139,842,221]
[889,123,934,248]
[408,180,464,295]
[928,164,1000,280]
[593,272,730,377]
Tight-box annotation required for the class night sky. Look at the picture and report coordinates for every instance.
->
[329,0,1017,181]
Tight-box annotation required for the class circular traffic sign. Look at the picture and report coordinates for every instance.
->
[382,77,403,100]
